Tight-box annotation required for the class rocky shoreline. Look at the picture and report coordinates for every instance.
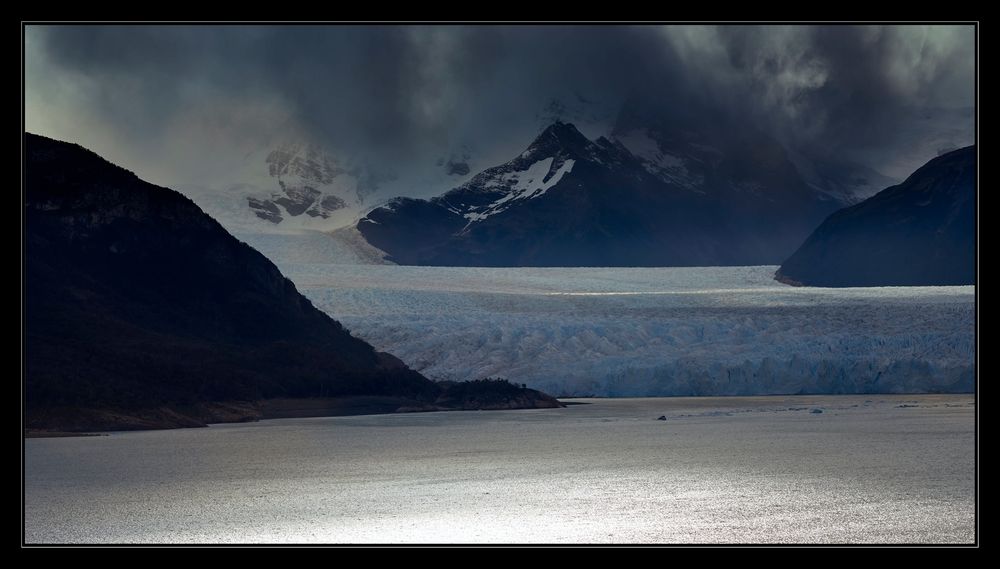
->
[25,383,565,436]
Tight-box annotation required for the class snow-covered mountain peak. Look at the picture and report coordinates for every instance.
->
[533,96,618,137]
[355,114,852,267]
[362,121,659,232]
[428,121,625,226]
[457,158,577,224]
[525,121,595,159]
[234,140,389,230]
[265,142,345,186]
[612,127,707,191]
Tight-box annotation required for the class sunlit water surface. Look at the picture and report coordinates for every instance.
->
[25,395,974,544]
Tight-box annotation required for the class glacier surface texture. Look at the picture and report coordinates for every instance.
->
[284,264,974,397]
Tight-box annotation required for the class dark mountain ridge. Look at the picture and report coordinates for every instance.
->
[357,121,840,267]
[24,133,560,431]
[777,146,975,287]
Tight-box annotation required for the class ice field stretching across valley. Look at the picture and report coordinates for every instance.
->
[274,254,974,397]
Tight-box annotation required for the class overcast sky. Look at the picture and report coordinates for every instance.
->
[25,24,975,189]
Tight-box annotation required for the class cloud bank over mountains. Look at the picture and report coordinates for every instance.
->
[26,25,974,190]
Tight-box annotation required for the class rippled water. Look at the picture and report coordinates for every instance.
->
[24,395,975,544]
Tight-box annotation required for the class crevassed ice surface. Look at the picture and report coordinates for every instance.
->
[284,264,975,397]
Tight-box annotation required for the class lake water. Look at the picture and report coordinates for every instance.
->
[24,395,975,544]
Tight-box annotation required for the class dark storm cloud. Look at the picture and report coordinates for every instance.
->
[709,25,974,170]
[26,24,974,183]
[31,25,676,151]
[31,26,434,153]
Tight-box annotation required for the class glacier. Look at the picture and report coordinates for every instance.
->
[282,264,974,397]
